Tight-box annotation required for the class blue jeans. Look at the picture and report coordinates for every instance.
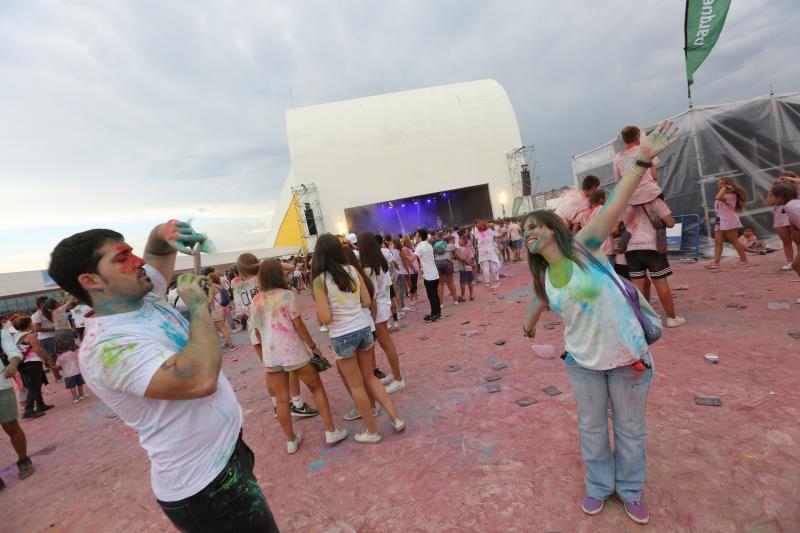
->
[330,327,374,358]
[565,355,653,502]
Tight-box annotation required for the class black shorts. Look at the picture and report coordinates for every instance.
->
[389,284,396,298]
[625,250,672,279]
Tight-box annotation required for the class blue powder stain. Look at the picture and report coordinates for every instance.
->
[585,236,602,249]
[481,443,497,460]
[307,460,326,471]
[160,320,188,350]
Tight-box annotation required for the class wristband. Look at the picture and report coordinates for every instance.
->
[633,158,653,169]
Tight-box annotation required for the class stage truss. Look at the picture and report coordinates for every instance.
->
[291,183,325,251]
[506,146,539,216]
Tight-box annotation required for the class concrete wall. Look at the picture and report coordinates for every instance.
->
[267,79,523,246]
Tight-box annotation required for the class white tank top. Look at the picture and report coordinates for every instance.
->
[544,254,649,370]
[322,265,370,338]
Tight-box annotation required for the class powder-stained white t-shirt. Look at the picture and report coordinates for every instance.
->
[31,310,55,340]
[79,264,242,502]
[414,241,439,281]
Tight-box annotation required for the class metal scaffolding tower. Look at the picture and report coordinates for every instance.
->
[290,183,325,251]
[506,146,538,216]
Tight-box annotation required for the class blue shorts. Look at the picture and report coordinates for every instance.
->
[65,374,85,389]
[459,271,474,285]
[511,239,523,249]
[330,327,374,359]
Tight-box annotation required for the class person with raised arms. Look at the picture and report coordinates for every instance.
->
[521,122,679,525]
[48,220,279,532]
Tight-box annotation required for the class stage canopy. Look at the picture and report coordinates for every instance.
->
[571,92,800,250]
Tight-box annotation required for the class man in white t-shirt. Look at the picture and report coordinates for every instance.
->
[70,303,92,341]
[413,228,441,322]
[31,297,61,381]
[47,220,278,532]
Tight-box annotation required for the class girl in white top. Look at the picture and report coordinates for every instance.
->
[357,232,405,395]
[207,273,236,352]
[521,122,679,525]
[312,234,404,444]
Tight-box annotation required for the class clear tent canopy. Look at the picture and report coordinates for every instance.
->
[570,91,800,253]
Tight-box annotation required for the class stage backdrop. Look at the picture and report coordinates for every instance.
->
[344,184,493,237]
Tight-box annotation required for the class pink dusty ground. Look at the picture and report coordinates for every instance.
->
[2,255,799,532]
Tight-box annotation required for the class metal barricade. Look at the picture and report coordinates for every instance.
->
[668,213,701,259]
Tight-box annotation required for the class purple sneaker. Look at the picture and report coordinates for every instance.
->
[623,500,650,524]
[580,495,604,515]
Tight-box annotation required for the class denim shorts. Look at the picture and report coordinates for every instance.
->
[330,326,374,359]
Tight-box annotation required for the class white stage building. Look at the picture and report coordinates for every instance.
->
[266,79,524,250]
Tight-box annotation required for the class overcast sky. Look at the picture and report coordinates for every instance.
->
[2,0,799,273]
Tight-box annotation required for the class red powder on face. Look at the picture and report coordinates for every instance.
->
[112,244,146,274]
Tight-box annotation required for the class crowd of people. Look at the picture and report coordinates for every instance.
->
[1,121,798,531]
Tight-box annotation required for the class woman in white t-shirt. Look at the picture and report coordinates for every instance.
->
[312,234,404,444]
[475,220,500,289]
[520,121,678,525]
[357,232,406,395]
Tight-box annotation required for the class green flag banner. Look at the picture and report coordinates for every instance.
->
[684,0,732,93]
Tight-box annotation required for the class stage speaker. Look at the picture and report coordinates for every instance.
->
[521,165,531,196]
[304,203,318,236]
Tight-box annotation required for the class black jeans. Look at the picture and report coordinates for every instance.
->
[18,361,45,413]
[424,278,441,317]
[157,434,279,533]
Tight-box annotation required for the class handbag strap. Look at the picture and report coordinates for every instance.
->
[573,241,634,307]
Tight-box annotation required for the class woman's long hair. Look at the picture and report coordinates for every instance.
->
[341,243,375,300]
[258,259,289,291]
[720,177,747,212]
[357,231,388,275]
[522,210,586,304]
[311,234,357,293]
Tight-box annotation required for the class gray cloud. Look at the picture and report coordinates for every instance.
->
[1,0,799,271]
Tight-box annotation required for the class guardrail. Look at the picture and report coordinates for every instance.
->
[668,213,702,259]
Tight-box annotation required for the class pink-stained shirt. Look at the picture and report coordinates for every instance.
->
[622,198,672,252]
[772,205,790,228]
[581,205,616,256]
[554,188,589,227]
[613,144,662,206]
[785,199,800,230]
[738,234,757,248]
[58,350,81,378]
[714,192,742,231]
[250,289,311,369]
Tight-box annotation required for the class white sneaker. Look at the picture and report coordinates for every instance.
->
[392,418,405,432]
[287,433,302,454]
[402,306,413,312]
[385,378,406,394]
[320,325,329,332]
[343,407,361,421]
[372,404,382,417]
[325,427,348,445]
[453,300,459,306]
[379,374,394,385]
[354,430,382,444]
[782,262,792,271]
[665,316,686,328]
[72,398,80,404]
[397,311,405,319]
